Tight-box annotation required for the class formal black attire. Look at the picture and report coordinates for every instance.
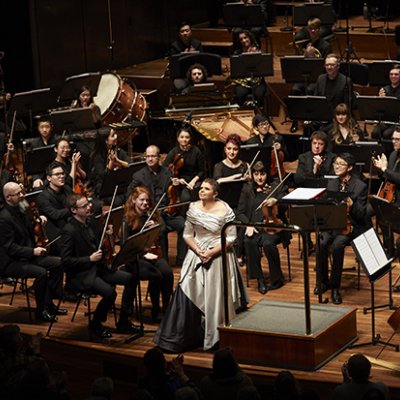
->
[0,203,63,316]
[162,145,205,203]
[236,181,290,287]
[294,150,335,186]
[294,30,332,58]
[122,217,173,319]
[317,175,370,290]
[127,164,187,266]
[60,217,135,329]
[372,85,400,140]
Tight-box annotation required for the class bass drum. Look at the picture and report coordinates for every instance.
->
[94,73,147,144]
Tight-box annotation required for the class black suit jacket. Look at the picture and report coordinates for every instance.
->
[294,151,335,186]
[381,150,400,206]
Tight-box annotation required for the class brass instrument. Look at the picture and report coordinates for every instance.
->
[291,39,321,58]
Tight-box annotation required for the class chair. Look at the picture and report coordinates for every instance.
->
[1,276,33,322]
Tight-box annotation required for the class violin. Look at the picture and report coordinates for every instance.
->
[262,203,283,235]
[25,199,49,247]
[377,181,395,203]
[166,153,184,215]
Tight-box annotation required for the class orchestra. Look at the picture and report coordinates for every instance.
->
[3,3,400,356]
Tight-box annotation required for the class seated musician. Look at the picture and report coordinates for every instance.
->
[236,161,290,294]
[60,193,139,338]
[127,145,187,267]
[0,182,64,322]
[327,103,364,149]
[247,114,287,179]
[372,64,400,140]
[90,129,129,202]
[289,18,332,133]
[162,126,205,203]
[316,153,370,305]
[180,63,208,95]
[37,163,72,248]
[372,126,400,291]
[294,130,335,186]
[231,29,267,108]
[71,85,102,128]
[122,186,173,322]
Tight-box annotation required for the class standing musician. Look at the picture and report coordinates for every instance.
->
[0,182,64,321]
[162,127,205,203]
[122,186,173,322]
[60,193,139,338]
[316,153,370,304]
[247,114,287,179]
[294,130,335,186]
[372,64,400,140]
[236,161,290,294]
[127,145,187,267]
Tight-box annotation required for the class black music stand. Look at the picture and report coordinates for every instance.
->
[95,205,124,240]
[111,224,161,341]
[218,179,247,209]
[169,53,222,79]
[59,72,101,103]
[286,96,333,122]
[339,62,369,86]
[50,108,96,134]
[281,57,325,86]
[223,3,264,27]
[24,145,55,176]
[240,144,271,172]
[350,227,396,350]
[302,176,338,189]
[367,61,400,87]
[293,3,336,26]
[99,162,146,198]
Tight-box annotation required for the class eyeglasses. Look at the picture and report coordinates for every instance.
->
[145,155,159,158]
[392,137,400,142]
[75,202,91,209]
[257,122,270,128]
[52,172,65,177]
[333,162,348,167]
[9,191,23,197]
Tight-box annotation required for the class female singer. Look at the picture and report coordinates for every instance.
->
[123,186,173,322]
[232,29,267,108]
[155,178,248,352]
[162,127,205,203]
[213,134,249,184]
[329,103,364,147]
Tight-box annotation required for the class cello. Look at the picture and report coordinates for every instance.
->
[165,153,184,215]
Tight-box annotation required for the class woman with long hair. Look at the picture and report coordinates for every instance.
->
[330,103,364,146]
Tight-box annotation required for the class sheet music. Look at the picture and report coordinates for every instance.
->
[352,228,390,276]
[283,187,326,200]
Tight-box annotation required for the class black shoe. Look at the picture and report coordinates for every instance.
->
[48,303,68,316]
[331,289,342,305]
[89,324,112,338]
[257,279,267,295]
[35,310,57,322]
[393,285,400,293]
[313,283,329,295]
[290,120,298,133]
[267,281,284,291]
[116,321,141,334]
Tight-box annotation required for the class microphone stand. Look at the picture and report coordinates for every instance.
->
[106,0,115,62]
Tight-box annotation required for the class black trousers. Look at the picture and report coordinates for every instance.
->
[161,213,187,266]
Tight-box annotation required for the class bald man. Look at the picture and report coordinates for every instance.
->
[0,182,65,321]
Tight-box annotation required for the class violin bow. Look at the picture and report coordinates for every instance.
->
[98,184,119,251]
[243,150,260,178]
[139,192,166,234]
[256,172,292,211]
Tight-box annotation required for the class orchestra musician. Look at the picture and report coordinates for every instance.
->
[294,131,335,186]
[122,186,173,322]
[232,29,267,108]
[316,153,370,304]
[71,85,102,128]
[371,64,400,140]
[236,161,290,294]
[289,18,332,133]
[0,182,64,322]
[155,178,247,352]
[127,145,187,267]
[180,63,208,95]
[162,126,205,203]
[60,193,140,338]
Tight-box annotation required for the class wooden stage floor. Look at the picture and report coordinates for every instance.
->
[2,235,400,400]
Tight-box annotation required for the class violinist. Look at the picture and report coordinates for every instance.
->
[316,153,370,305]
[127,145,187,267]
[163,127,205,203]
[37,163,72,248]
[60,193,139,338]
[123,186,173,322]
[294,130,335,186]
[0,182,64,322]
[246,114,287,179]
[236,161,290,294]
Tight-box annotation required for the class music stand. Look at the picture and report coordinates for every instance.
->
[230,53,273,79]
[218,179,247,209]
[50,108,96,134]
[281,57,325,86]
[367,61,400,87]
[95,205,124,240]
[293,3,336,26]
[240,144,271,172]
[111,224,161,340]
[59,72,101,103]
[302,176,338,189]
[99,162,146,198]
[339,62,369,86]
[223,3,264,27]
[24,145,55,176]
[286,96,333,122]
[169,53,222,79]
[8,88,59,116]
